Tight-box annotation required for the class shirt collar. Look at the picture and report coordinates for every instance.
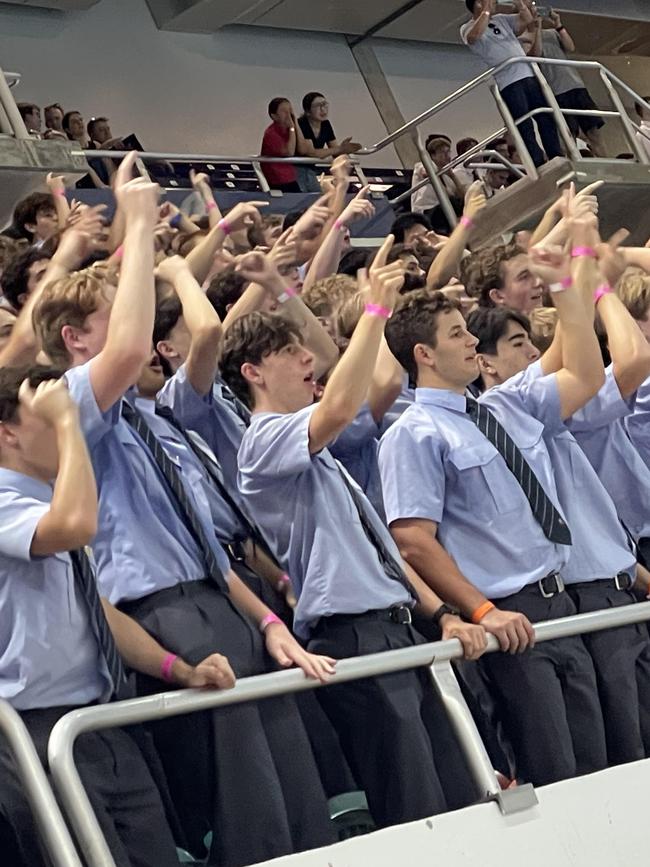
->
[415,387,467,413]
[0,467,53,501]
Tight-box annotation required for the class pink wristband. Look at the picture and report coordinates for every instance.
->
[114,245,124,261]
[217,218,232,235]
[594,284,613,304]
[334,218,346,231]
[259,612,282,633]
[276,573,291,592]
[549,276,573,294]
[460,215,474,229]
[571,246,597,259]
[364,303,392,320]
[55,190,67,198]
[278,286,298,304]
[160,653,178,683]
[206,200,217,211]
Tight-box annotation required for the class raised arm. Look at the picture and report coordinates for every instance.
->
[308,235,405,452]
[46,173,71,226]
[26,379,98,555]
[465,3,491,45]
[190,169,223,228]
[513,0,533,34]
[156,256,222,395]
[89,176,159,412]
[426,188,486,290]
[550,9,576,52]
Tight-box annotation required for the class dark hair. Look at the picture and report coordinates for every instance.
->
[221,312,302,406]
[302,92,325,114]
[461,243,525,307]
[12,193,56,242]
[425,133,451,147]
[457,137,478,156]
[282,209,306,231]
[391,212,430,244]
[62,110,81,136]
[489,136,508,151]
[466,306,531,355]
[465,0,478,13]
[268,98,290,118]
[87,117,109,140]
[17,102,39,123]
[384,290,459,384]
[153,292,182,346]
[0,364,63,424]
[337,247,372,276]
[1,248,50,310]
[206,268,247,321]
[634,97,650,118]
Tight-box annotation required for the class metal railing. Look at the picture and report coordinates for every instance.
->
[47,601,650,867]
[0,701,82,867]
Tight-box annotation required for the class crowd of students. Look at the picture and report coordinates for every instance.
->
[1,143,650,867]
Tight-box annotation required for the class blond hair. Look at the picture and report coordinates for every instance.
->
[33,269,111,367]
[617,269,650,322]
[301,274,358,319]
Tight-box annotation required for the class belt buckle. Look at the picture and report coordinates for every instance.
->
[391,605,412,625]
[615,572,631,591]
[539,571,564,598]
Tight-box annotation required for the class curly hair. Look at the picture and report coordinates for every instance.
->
[301,274,358,319]
[461,242,525,307]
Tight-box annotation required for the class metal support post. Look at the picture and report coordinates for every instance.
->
[599,70,650,165]
[531,62,581,161]
[415,130,457,229]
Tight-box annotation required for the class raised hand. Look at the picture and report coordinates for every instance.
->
[463,188,487,222]
[189,169,210,190]
[234,250,281,288]
[19,378,76,426]
[56,203,108,269]
[337,185,375,227]
[268,228,299,271]
[117,177,161,227]
[154,254,192,285]
[46,172,66,197]
[290,195,331,240]
[596,228,630,289]
[223,201,268,234]
[367,234,406,310]
[529,244,570,286]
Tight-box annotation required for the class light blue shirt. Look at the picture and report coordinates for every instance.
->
[381,374,414,433]
[460,14,533,90]
[237,405,411,638]
[378,385,569,600]
[491,362,636,583]
[0,469,111,709]
[134,397,248,548]
[158,366,248,495]
[566,368,650,541]
[623,374,650,471]
[330,402,385,521]
[65,361,231,604]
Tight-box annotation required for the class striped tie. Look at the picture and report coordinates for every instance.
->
[466,396,572,546]
[121,401,230,594]
[69,548,126,696]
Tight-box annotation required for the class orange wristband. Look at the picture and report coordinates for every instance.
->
[471,601,495,624]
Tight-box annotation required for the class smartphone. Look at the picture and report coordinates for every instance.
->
[534,3,552,16]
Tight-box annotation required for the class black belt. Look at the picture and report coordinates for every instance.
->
[504,570,565,600]
[314,605,413,632]
[572,572,635,593]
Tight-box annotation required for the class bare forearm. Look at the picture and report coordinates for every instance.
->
[598,293,650,397]
[394,529,486,616]
[50,418,97,535]
[281,296,339,377]
[228,572,270,623]
[426,224,469,289]
[367,338,404,423]
[529,206,562,248]
[301,226,346,294]
[106,220,154,361]
[222,282,267,331]
[558,28,575,52]
[185,224,228,284]
[466,11,490,43]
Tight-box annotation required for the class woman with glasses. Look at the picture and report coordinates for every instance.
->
[296,92,361,192]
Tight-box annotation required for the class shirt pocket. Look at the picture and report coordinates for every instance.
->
[447,441,524,519]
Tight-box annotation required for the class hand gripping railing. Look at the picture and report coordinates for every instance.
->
[47,600,650,867]
[0,700,82,867]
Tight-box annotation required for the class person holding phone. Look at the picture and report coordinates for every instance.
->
[461,0,563,167]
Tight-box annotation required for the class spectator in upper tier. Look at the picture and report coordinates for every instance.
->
[411,135,466,233]
[465,158,511,202]
[524,5,605,157]
[44,103,64,134]
[261,98,303,193]
[63,110,111,189]
[296,92,361,192]
[17,103,41,135]
[635,96,650,161]
[461,0,563,167]
[455,136,480,187]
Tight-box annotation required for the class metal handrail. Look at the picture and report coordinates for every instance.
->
[48,601,650,867]
[0,701,82,867]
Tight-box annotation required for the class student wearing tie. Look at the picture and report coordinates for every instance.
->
[0,368,235,867]
[32,165,336,867]
[222,236,488,829]
[377,216,609,787]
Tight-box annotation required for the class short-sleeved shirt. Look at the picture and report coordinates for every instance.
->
[566,368,650,541]
[539,30,584,95]
[460,14,533,90]
[491,362,636,583]
[381,374,415,433]
[238,405,411,638]
[65,361,231,604]
[298,116,335,150]
[261,122,297,187]
[624,374,650,472]
[0,469,111,709]
[135,397,247,547]
[378,386,569,600]
[158,366,249,505]
[330,402,385,521]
